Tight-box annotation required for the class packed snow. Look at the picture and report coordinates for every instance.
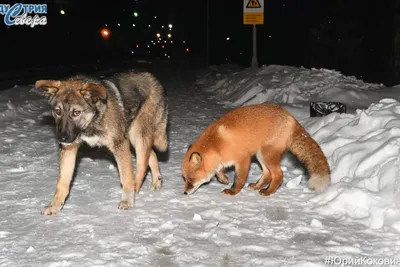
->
[0,63,400,266]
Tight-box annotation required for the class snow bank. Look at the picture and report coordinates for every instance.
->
[197,64,399,109]
[302,98,400,231]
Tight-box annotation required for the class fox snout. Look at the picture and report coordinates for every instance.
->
[184,181,194,195]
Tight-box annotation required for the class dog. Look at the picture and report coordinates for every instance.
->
[31,72,168,215]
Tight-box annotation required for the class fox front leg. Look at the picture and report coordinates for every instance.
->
[216,169,229,185]
[222,158,251,196]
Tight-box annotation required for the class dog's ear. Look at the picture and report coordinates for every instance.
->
[31,80,61,99]
[80,83,107,104]
[189,152,202,166]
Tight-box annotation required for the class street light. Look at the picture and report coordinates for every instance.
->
[100,28,110,40]
[156,33,161,38]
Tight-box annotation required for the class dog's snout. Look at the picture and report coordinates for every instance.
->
[58,132,73,144]
[184,191,188,195]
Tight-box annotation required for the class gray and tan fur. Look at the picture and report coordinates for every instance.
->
[31,72,168,215]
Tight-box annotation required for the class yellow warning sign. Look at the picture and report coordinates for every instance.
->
[243,13,263,24]
[246,0,261,8]
[243,0,264,24]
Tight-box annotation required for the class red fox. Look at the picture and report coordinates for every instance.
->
[182,103,330,196]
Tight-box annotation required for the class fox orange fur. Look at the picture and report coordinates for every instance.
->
[182,103,330,196]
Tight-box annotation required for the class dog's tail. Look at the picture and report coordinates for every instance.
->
[126,72,168,152]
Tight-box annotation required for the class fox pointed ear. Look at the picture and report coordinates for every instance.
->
[31,80,61,99]
[80,83,107,104]
[186,144,192,152]
[189,152,202,166]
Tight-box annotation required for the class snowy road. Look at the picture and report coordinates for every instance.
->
[0,64,399,267]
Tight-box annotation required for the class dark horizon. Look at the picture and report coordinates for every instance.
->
[0,0,399,86]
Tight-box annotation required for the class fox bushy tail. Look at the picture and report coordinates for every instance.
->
[288,123,330,192]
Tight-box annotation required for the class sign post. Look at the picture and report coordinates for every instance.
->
[243,0,264,68]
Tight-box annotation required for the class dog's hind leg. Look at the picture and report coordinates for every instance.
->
[148,149,162,191]
[133,139,152,192]
[111,138,136,210]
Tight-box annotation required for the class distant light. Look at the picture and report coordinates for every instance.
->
[100,28,110,40]
[226,37,230,41]
[156,33,161,38]
[148,24,151,27]
[168,56,170,59]
[167,33,172,38]
[136,44,139,48]
[158,38,161,41]
[154,16,157,19]
[268,35,272,38]
[158,40,160,43]
[117,23,120,26]
[168,24,173,29]
[171,41,173,43]
[132,24,136,27]
[60,10,65,15]
[165,54,167,57]
[105,24,108,27]
[133,12,138,17]
[147,45,150,48]
[162,26,165,28]
[131,51,134,54]
[164,40,166,43]
[162,45,165,48]
[183,40,186,44]
[186,48,189,52]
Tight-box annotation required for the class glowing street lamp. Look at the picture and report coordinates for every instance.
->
[133,12,138,17]
[156,33,161,38]
[60,10,65,15]
[100,28,110,40]
[168,24,173,29]
[167,33,172,38]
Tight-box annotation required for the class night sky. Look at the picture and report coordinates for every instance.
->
[0,0,397,84]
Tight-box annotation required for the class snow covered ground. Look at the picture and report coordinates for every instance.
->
[1,63,400,266]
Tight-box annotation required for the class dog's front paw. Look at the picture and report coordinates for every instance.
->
[118,200,134,210]
[149,176,162,191]
[42,205,61,215]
